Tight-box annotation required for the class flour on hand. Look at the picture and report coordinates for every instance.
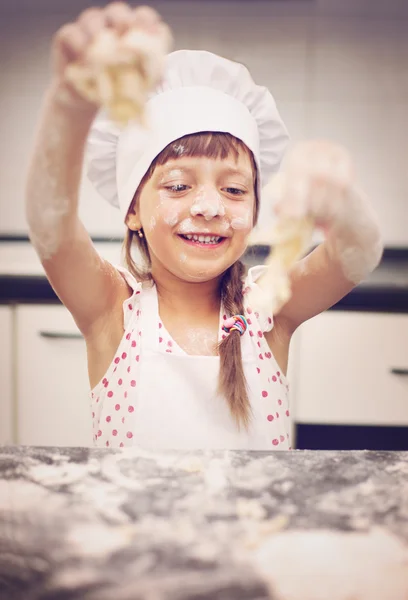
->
[65,26,172,125]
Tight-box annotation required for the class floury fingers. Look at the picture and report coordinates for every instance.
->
[247,141,383,317]
[65,17,172,125]
[272,141,383,284]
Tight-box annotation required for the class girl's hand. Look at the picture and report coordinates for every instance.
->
[268,140,355,233]
[265,139,382,285]
[50,3,170,115]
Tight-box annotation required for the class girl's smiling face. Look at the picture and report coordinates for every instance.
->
[127,148,257,283]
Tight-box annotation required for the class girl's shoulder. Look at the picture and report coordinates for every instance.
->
[243,265,274,334]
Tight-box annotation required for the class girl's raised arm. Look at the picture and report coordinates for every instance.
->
[25,4,166,337]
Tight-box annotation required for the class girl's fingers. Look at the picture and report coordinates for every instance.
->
[104,2,136,34]
[78,7,107,41]
[155,21,173,43]
[281,177,309,219]
[131,5,163,28]
[55,3,167,66]
[54,23,89,63]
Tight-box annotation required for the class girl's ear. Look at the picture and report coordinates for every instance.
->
[125,198,142,232]
[126,211,141,232]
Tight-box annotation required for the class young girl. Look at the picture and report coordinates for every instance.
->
[25,3,383,450]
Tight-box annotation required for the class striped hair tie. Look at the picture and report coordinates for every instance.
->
[222,315,248,336]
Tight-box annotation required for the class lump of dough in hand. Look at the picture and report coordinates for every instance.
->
[247,216,313,316]
[247,173,314,316]
[65,27,172,125]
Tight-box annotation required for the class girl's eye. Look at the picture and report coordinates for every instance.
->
[224,187,246,196]
[165,184,189,193]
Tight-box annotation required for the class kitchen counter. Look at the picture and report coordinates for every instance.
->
[1,445,407,599]
[0,244,407,312]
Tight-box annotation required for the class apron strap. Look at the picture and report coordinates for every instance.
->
[139,283,160,352]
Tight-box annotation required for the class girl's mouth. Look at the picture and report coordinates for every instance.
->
[178,233,227,248]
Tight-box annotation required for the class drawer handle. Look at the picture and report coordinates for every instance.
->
[390,368,408,376]
[39,331,83,340]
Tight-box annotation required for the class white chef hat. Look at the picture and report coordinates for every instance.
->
[86,49,290,221]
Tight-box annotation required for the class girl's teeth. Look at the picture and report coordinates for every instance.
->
[183,234,221,244]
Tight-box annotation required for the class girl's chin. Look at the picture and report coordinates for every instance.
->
[172,258,239,283]
[151,244,246,282]
[174,267,224,283]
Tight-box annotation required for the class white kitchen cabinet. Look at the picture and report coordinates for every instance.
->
[295,311,408,426]
[16,305,93,447]
[0,306,14,444]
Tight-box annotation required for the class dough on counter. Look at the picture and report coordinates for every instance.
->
[177,456,205,473]
[65,27,171,125]
[236,498,267,521]
[250,527,408,600]
[242,514,290,550]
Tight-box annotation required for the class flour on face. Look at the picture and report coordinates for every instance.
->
[190,187,226,221]
[231,208,252,231]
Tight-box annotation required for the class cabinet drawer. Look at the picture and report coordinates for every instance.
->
[16,305,93,446]
[296,312,408,425]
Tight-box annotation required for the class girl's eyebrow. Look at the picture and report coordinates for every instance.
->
[221,167,253,186]
[157,164,253,185]
[156,166,191,178]
[154,167,187,183]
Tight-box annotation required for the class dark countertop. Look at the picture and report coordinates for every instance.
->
[1,445,408,599]
[1,245,407,312]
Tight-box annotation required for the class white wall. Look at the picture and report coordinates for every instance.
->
[0,0,407,245]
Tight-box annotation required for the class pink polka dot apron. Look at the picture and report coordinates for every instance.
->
[91,266,291,450]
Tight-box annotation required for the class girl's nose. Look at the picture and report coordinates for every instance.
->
[190,189,226,221]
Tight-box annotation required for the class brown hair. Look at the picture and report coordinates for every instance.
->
[124,132,259,429]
